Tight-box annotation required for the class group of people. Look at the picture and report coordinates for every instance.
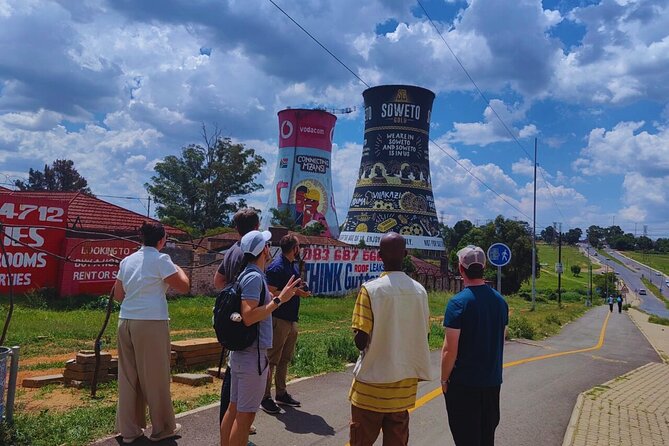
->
[607,294,624,313]
[112,208,509,446]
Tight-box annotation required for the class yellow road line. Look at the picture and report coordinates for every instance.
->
[345,311,611,444]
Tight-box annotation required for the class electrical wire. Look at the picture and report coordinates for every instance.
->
[415,0,569,225]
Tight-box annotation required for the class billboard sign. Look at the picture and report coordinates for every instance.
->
[339,85,444,250]
[300,245,384,296]
[261,109,340,238]
[59,238,138,296]
[0,197,67,292]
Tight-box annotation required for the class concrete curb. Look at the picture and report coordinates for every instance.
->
[627,308,667,364]
[561,392,584,446]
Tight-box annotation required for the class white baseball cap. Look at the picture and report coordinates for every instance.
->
[240,230,272,256]
[457,245,486,268]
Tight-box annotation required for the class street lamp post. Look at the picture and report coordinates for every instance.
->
[586,246,593,306]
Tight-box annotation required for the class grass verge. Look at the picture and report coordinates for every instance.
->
[640,278,669,309]
[11,290,589,445]
[648,315,669,326]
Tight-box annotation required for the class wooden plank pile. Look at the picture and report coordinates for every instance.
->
[63,351,115,387]
[171,338,223,369]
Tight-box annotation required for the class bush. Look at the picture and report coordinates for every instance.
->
[508,316,536,340]
[82,296,120,312]
[0,422,32,446]
[560,291,582,302]
[622,304,631,311]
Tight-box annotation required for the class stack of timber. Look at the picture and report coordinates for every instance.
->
[63,350,115,387]
[171,338,223,368]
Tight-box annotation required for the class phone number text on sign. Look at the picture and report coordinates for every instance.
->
[300,247,380,263]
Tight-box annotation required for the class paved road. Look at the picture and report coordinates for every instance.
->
[94,306,659,446]
[602,250,669,318]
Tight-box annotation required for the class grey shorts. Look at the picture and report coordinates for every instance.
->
[229,349,269,413]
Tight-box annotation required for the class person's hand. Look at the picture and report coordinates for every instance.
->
[441,380,449,394]
[279,275,302,303]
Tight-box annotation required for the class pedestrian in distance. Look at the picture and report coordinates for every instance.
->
[441,245,509,446]
[261,234,311,414]
[348,232,433,446]
[113,222,190,443]
[616,295,623,313]
[608,295,614,312]
[220,230,302,446]
[213,209,261,439]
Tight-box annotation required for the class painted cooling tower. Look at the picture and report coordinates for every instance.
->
[261,109,339,238]
[339,85,444,250]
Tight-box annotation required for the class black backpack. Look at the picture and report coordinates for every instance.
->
[213,269,266,374]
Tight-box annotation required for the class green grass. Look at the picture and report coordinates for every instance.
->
[621,251,669,276]
[648,315,669,326]
[9,289,590,446]
[520,242,596,296]
[598,250,628,270]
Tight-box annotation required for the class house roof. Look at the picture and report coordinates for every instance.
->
[410,255,446,276]
[0,189,187,238]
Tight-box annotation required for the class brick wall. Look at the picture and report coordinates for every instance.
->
[189,252,224,296]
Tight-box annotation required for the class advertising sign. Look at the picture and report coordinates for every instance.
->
[300,245,384,296]
[0,197,67,292]
[59,238,138,296]
[261,109,340,238]
[339,85,444,250]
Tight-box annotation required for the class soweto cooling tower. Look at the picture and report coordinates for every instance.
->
[261,109,339,238]
[339,85,444,251]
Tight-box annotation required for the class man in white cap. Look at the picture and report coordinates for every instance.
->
[441,245,509,446]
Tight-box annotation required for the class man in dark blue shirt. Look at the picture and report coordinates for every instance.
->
[441,245,509,446]
[260,234,311,414]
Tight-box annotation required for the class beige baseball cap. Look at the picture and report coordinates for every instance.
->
[457,245,486,268]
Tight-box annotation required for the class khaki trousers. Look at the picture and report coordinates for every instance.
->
[116,319,176,439]
[350,405,409,446]
[265,317,298,398]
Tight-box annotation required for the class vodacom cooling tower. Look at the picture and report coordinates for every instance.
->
[339,85,444,251]
[261,109,339,238]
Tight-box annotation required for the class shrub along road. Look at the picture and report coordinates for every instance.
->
[93,305,658,446]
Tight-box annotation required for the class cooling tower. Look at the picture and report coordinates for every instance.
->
[261,109,339,238]
[339,85,444,251]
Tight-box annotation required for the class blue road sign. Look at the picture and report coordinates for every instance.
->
[487,243,512,267]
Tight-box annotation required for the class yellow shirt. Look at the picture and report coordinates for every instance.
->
[349,275,419,413]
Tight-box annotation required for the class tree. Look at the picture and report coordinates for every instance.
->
[563,228,582,245]
[586,225,605,248]
[270,207,301,232]
[14,159,92,194]
[592,272,617,299]
[146,126,265,231]
[541,225,556,244]
[570,265,581,276]
[604,225,624,245]
[636,236,653,251]
[455,216,539,294]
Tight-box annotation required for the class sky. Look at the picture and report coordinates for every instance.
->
[1,0,668,238]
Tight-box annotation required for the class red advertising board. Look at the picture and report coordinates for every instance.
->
[59,238,138,296]
[0,197,68,292]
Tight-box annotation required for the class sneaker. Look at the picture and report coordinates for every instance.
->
[249,424,257,435]
[260,396,281,414]
[275,392,301,407]
[149,423,181,442]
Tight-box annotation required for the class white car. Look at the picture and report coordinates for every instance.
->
[639,288,647,295]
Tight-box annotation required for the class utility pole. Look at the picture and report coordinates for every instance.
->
[531,138,537,311]
[554,221,563,308]
[587,247,593,306]
[147,196,151,218]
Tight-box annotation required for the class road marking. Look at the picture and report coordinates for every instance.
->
[344,311,610,445]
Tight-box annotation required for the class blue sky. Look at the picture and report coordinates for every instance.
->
[1,0,668,238]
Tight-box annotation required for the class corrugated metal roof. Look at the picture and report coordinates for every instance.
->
[0,189,187,237]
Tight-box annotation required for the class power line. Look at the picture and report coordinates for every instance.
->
[415,0,568,224]
[268,0,544,227]
[267,0,370,88]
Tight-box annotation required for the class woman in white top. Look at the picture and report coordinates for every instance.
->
[113,222,189,444]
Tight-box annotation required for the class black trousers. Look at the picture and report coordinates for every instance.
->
[219,366,232,422]
[444,383,501,446]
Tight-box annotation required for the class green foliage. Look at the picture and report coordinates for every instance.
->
[540,225,556,244]
[455,216,538,294]
[146,126,266,232]
[544,313,562,326]
[202,226,236,237]
[14,159,93,194]
[563,228,582,245]
[325,334,360,363]
[0,421,32,446]
[508,315,536,340]
[269,207,301,231]
[571,264,581,276]
[356,239,367,248]
[302,222,326,236]
[402,256,416,274]
[648,315,669,326]
[592,272,618,299]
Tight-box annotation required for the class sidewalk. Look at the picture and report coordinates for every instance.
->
[562,307,669,446]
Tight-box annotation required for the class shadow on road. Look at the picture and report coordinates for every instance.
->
[275,406,336,436]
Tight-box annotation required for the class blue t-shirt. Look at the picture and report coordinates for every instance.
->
[443,285,509,387]
[238,265,272,350]
[266,255,301,322]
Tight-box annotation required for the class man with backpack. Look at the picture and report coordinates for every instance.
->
[213,209,260,436]
[219,230,301,446]
[616,295,623,313]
